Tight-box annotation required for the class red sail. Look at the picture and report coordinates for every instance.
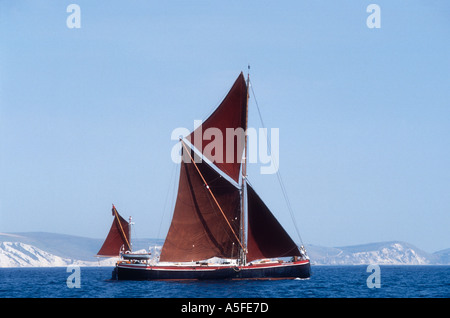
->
[246,184,301,262]
[186,72,247,183]
[97,206,131,257]
[160,145,241,262]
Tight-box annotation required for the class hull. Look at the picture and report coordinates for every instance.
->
[114,260,310,281]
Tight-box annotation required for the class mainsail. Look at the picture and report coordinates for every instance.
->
[160,72,302,264]
[97,205,131,257]
[159,145,241,262]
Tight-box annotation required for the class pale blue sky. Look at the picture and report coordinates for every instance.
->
[1,1,449,252]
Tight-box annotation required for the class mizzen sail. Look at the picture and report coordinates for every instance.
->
[97,205,131,257]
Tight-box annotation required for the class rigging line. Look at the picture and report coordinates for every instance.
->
[206,174,223,186]
[249,79,304,246]
[157,161,178,240]
[180,140,246,253]
[204,184,240,250]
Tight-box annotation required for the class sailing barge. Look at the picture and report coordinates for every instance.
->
[97,72,310,280]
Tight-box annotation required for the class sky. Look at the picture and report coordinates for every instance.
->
[1,1,449,253]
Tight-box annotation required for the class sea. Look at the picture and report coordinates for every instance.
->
[0,265,448,299]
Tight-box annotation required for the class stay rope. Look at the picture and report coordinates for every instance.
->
[249,78,304,247]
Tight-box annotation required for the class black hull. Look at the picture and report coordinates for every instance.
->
[114,260,310,281]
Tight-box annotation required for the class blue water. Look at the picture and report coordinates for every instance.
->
[0,266,448,298]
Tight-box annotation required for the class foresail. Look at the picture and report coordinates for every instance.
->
[186,72,247,183]
[246,184,301,262]
[96,205,131,257]
[159,144,241,262]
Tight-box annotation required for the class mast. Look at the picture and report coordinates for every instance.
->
[240,67,250,265]
[128,216,134,252]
